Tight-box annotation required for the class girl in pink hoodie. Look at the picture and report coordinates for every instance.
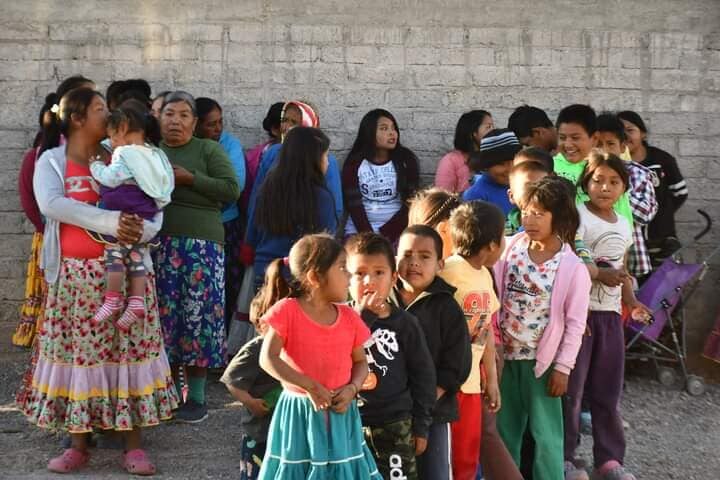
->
[494,176,591,480]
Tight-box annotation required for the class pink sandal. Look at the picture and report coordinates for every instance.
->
[47,448,90,473]
[122,449,156,476]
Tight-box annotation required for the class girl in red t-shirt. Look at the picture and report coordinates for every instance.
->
[256,234,382,479]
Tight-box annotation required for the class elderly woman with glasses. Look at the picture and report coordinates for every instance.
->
[156,91,240,423]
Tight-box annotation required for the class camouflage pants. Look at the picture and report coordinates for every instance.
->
[364,418,418,480]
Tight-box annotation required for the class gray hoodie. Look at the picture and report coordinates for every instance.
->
[34,145,162,284]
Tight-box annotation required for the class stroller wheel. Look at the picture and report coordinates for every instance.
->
[657,366,677,386]
[686,375,705,396]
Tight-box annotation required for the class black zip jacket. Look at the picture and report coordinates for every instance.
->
[356,305,436,438]
[391,276,472,424]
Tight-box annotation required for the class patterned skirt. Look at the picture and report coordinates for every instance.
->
[154,235,227,368]
[259,391,382,479]
[12,232,46,347]
[18,257,178,433]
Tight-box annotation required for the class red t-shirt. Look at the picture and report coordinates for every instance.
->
[59,161,105,259]
[263,298,371,392]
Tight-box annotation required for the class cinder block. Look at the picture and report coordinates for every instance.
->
[0,22,47,41]
[593,67,643,89]
[466,47,496,66]
[650,48,681,69]
[405,27,465,47]
[319,46,345,63]
[290,25,343,45]
[410,65,466,88]
[0,234,30,258]
[706,159,720,179]
[227,44,264,64]
[676,156,709,178]
[412,112,461,131]
[0,276,25,301]
[406,47,463,66]
[679,138,720,157]
[387,89,447,108]
[551,47,587,67]
[312,63,348,85]
[650,69,701,91]
[468,28,522,47]
[348,64,405,85]
[229,23,276,43]
[349,26,405,45]
[650,32,702,50]
[323,88,384,108]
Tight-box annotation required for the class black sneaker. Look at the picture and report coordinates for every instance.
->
[173,399,208,424]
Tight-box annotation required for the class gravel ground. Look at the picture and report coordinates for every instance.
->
[1,350,718,479]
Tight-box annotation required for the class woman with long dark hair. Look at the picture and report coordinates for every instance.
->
[18,88,176,475]
[13,75,95,348]
[435,110,494,193]
[246,126,338,290]
[617,110,688,266]
[342,109,419,244]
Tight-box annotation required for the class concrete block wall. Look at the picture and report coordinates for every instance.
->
[1,0,719,352]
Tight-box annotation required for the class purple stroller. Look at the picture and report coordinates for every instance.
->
[625,210,717,396]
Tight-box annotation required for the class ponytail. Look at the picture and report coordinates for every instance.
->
[38,75,95,153]
[39,93,62,155]
[251,258,295,325]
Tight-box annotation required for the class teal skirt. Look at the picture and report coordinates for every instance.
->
[259,390,382,480]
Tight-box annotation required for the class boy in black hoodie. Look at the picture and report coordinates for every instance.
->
[392,224,472,480]
[346,232,436,480]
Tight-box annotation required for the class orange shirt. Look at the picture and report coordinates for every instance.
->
[263,298,371,392]
[59,161,105,259]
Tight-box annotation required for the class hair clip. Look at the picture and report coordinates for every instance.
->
[50,104,60,114]
[282,257,290,266]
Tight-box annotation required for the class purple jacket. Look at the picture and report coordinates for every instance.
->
[494,233,591,378]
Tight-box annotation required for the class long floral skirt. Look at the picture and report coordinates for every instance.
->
[154,235,227,368]
[18,257,178,433]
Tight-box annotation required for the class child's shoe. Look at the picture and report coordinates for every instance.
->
[565,461,590,480]
[116,296,145,331]
[47,448,90,473]
[92,292,123,326]
[591,460,636,480]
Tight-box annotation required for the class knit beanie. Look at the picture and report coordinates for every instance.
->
[472,128,521,170]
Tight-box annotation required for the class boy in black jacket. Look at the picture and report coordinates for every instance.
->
[392,224,472,480]
[346,233,436,480]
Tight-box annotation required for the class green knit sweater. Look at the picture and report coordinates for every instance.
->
[160,137,240,243]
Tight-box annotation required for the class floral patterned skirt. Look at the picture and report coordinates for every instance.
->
[154,235,227,368]
[18,257,178,433]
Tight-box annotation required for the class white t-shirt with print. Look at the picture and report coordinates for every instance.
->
[577,203,633,313]
[501,235,561,360]
[345,159,402,235]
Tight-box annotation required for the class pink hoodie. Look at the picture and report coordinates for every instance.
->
[494,233,591,378]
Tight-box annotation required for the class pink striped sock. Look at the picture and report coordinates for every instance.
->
[116,296,146,331]
[92,292,123,325]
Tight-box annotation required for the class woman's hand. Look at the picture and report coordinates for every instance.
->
[306,381,334,412]
[116,213,143,244]
[173,166,194,186]
[331,383,358,414]
[547,370,569,397]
